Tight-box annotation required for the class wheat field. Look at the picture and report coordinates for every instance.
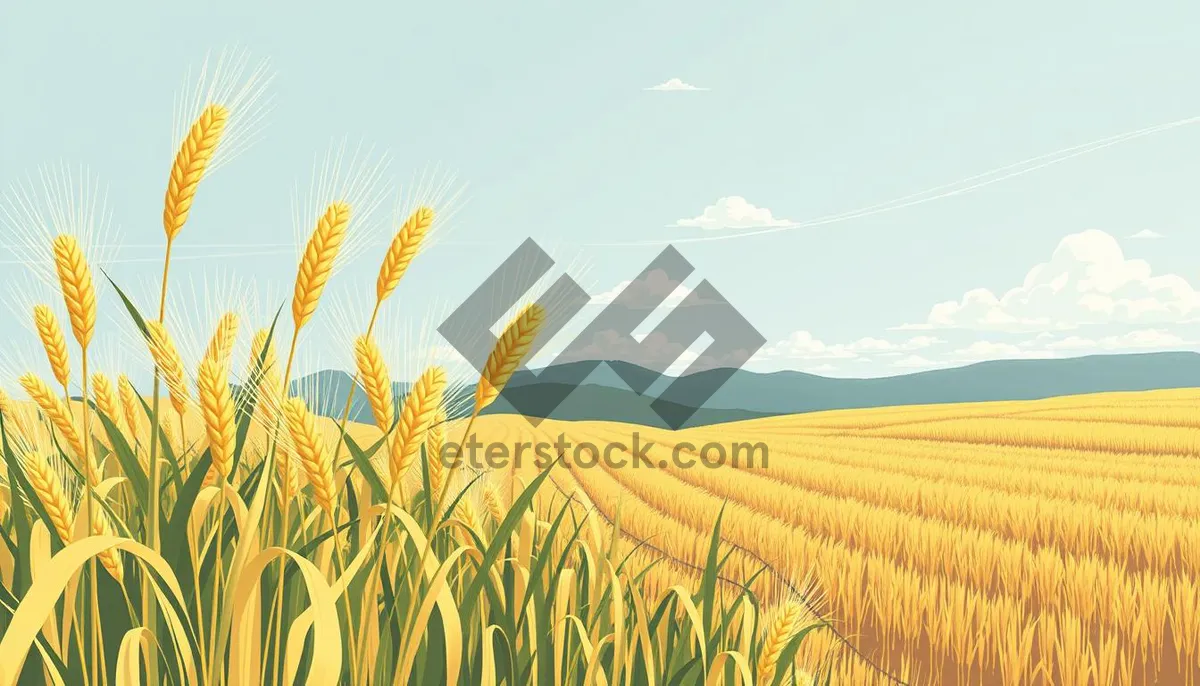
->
[470,388,1200,686]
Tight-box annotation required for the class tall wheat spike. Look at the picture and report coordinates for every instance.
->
[33,305,71,389]
[144,321,190,417]
[353,335,394,433]
[376,206,434,303]
[482,483,505,524]
[425,408,447,497]
[50,235,97,349]
[19,373,89,473]
[117,374,141,439]
[249,328,278,377]
[390,366,446,484]
[292,202,351,331]
[203,312,240,368]
[758,602,806,683]
[163,104,230,241]
[281,397,337,515]
[91,372,120,423]
[198,356,236,479]
[22,452,75,545]
[248,328,281,424]
[474,304,545,415]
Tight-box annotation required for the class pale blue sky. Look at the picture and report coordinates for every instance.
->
[3,0,1200,387]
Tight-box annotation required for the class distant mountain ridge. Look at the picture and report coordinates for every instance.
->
[290,351,1200,429]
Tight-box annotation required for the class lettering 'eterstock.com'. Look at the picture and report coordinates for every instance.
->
[435,432,769,471]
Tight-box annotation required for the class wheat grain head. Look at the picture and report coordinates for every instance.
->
[281,397,336,515]
[376,206,434,304]
[91,372,119,423]
[390,366,446,484]
[0,388,34,443]
[32,305,71,388]
[91,508,124,583]
[757,601,806,682]
[50,235,97,349]
[18,373,88,470]
[425,407,447,497]
[117,374,141,439]
[163,104,229,241]
[198,356,236,479]
[203,311,240,369]
[144,321,191,417]
[21,451,75,545]
[292,202,351,331]
[354,335,394,434]
[474,304,545,415]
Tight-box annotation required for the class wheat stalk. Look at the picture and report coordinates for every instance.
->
[376,206,434,304]
[33,305,71,389]
[198,356,236,480]
[292,202,351,331]
[390,366,446,485]
[474,304,545,415]
[22,452,75,545]
[203,312,240,369]
[163,104,230,241]
[19,373,90,473]
[281,397,337,515]
[50,235,98,349]
[144,321,190,417]
[353,335,394,434]
[117,375,142,440]
[758,601,806,682]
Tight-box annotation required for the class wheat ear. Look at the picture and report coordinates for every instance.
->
[163,104,229,240]
[91,509,124,583]
[757,602,806,682]
[19,373,89,469]
[22,452,75,545]
[248,328,281,423]
[482,483,506,524]
[203,312,240,369]
[376,206,434,303]
[33,305,71,389]
[91,371,120,423]
[50,235,97,349]
[390,366,446,485]
[117,375,141,439]
[144,321,190,417]
[292,202,351,331]
[198,356,236,479]
[474,304,545,415]
[425,408,447,497]
[353,335,394,433]
[281,397,337,515]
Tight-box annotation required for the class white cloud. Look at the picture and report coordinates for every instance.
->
[952,341,1050,360]
[590,272,694,306]
[1033,328,1188,352]
[892,355,939,368]
[905,230,1200,332]
[755,331,943,362]
[644,78,708,92]
[672,197,795,231]
[1129,229,1164,239]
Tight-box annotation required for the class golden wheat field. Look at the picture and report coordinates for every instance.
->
[468,388,1200,686]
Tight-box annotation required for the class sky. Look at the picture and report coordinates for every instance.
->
[3,0,1200,389]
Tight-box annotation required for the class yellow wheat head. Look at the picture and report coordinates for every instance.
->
[91,509,124,583]
[50,235,97,349]
[474,304,545,415]
[758,601,806,682]
[22,452,75,545]
[198,356,236,479]
[117,374,141,439]
[33,305,71,388]
[163,103,230,241]
[376,206,434,304]
[425,408,447,496]
[482,483,506,525]
[292,202,351,331]
[390,366,446,485]
[18,373,89,476]
[203,312,240,369]
[354,335,394,433]
[144,321,190,417]
[91,372,120,423]
[0,389,33,443]
[281,397,337,515]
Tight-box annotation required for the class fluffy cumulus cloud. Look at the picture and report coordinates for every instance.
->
[1029,328,1189,352]
[1129,229,1164,239]
[590,271,694,307]
[644,78,708,91]
[907,230,1200,331]
[673,197,795,231]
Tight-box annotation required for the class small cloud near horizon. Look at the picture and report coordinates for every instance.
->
[1129,229,1164,239]
[673,196,795,230]
[644,78,708,91]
